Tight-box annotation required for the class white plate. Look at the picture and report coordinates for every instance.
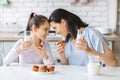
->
[32,71,55,75]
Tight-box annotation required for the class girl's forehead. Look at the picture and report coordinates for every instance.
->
[40,22,50,28]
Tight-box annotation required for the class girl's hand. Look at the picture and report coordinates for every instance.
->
[16,41,32,54]
[75,38,91,53]
[36,47,48,60]
[56,42,65,57]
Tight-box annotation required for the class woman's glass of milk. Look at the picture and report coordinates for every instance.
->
[87,55,101,76]
[76,29,85,43]
[24,31,32,42]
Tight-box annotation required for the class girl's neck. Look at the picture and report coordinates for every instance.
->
[31,35,41,44]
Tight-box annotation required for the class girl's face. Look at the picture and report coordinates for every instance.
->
[50,19,68,37]
[35,21,50,40]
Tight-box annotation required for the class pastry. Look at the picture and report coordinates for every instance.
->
[32,65,39,72]
[36,43,43,48]
[47,65,55,72]
[58,40,66,46]
[38,65,47,72]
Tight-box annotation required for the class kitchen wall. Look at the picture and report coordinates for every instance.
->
[0,0,111,32]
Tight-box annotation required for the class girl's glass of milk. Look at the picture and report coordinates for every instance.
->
[87,55,101,76]
[24,31,32,42]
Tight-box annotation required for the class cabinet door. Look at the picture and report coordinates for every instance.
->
[0,42,4,65]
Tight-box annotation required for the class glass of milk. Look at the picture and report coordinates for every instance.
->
[87,55,101,76]
[24,31,32,42]
[76,29,85,43]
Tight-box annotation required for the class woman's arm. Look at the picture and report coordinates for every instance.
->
[56,42,68,65]
[87,43,117,67]
[76,38,117,67]
[60,55,68,65]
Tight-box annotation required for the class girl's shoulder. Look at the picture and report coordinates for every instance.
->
[41,40,50,46]
[15,39,23,44]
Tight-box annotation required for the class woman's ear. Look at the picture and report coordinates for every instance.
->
[32,25,37,32]
[61,19,67,26]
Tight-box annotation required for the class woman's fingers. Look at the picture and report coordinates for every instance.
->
[76,38,88,50]
[56,44,64,52]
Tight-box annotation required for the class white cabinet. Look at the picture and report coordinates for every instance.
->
[0,42,4,65]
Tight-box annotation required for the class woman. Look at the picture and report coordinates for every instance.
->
[49,8,117,67]
[3,13,54,66]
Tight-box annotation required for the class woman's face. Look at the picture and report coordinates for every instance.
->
[50,20,68,37]
[35,21,50,40]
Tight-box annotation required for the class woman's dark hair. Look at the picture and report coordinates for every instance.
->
[26,12,48,31]
[49,8,88,42]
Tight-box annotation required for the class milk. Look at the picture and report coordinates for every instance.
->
[87,55,100,76]
[24,31,32,42]
[76,30,85,43]
[24,36,31,42]
[87,63,100,76]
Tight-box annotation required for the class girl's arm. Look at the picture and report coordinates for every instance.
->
[3,39,22,66]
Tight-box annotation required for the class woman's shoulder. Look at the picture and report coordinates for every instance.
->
[85,26,95,33]
[85,26,100,36]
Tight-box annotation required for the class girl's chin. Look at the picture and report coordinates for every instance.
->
[41,37,46,40]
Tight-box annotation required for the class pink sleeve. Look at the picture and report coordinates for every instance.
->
[3,39,22,66]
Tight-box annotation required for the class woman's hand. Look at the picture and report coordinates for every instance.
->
[56,42,68,65]
[36,47,48,60]
[75,38,91,53]
[56,42,65,57]
[16,41,32,54]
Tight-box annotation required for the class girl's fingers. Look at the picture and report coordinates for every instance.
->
[37,50,48,59]
[39,47,46,53]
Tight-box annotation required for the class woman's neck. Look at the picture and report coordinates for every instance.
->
[70,37,76,44]
[80,27,85,31]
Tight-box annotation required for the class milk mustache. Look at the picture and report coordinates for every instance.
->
[87,55,101,76]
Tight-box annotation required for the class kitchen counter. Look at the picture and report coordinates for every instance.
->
[0,32,61,41]
[0,32,120,41]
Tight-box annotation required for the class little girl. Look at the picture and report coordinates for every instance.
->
[3,13,54,66]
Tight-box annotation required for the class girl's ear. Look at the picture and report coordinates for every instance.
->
[32,25,37,32]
